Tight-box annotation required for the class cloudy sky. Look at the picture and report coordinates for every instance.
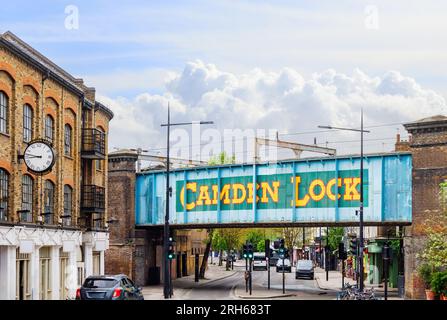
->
[1,0,446,162]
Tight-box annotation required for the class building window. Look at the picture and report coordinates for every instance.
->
[0,169,8,221]
[64,124,72,156]
[21,175,33,222]
[0,91,8,134]
[45,115,54,144]
[44,180,54,224]
[16,250,31,300]
[23,104,33,143]
[39,247,52,300]
[96,127,105,170]
[63,185,72,226]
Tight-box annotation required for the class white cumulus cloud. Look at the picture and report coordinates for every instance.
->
[101,60,446,161]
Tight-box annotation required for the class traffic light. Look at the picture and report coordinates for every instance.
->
[168,237,176,260]
[243,244,248,259]
[265,239,270,258]
[278,238,285,258]
[247,243,254,259]
[349,238,358,256]
[338,242,346,260]
[284,248,289,259]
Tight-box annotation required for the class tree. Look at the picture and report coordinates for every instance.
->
[212,228,245,270]
[199,152,236,278]
[327,227,344,252]
[244,229,265,251]
[416,181,447,274]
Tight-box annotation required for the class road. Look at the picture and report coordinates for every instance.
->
[172,260,337,300]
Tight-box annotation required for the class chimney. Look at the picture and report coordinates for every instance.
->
[396,133,401,143]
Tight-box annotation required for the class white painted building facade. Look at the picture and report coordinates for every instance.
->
[0,225,108,300]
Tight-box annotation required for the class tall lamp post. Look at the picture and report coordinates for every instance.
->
[161,104,213,299]
[318,108,370,292]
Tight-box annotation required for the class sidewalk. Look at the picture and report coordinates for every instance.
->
[142,263,238,300]
[314,267,403,300]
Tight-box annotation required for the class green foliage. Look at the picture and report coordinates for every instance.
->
[208,152,236,165]
[245,229,265,251]
[418,263,434,289]
[257,239,266,253]
[430,271,447,295]
[418,231,447,269]
[327,227,344,251]
[389,239,400,252]
[212,228,244,252]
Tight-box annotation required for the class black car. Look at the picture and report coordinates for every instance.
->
[76,274,144,300]
[295,260,314,279]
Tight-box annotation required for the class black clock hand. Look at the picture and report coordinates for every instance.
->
[25,154,42,158]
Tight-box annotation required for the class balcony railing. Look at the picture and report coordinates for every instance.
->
[81,128,106,159]
[81,185,105,213]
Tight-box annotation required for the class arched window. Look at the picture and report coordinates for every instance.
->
[0,169,8,221]
[21,175,33,223]
[63,185,72,226]
[0,91,8,134]
[23,104,33,143]
[44,180,55,224]
[45,115,54,144]
[64,124,72,156]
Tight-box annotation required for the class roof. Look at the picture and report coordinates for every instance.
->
[404,114,447,132]
[137,151,412,176]
[0,31,113,119]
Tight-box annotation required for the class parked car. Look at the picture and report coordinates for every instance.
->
[276,258,292,273]
[295,259,314,280]
[253,252,268,271]
[76,275,144,300]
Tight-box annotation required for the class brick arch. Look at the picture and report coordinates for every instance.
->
[20,164,37,179]
[95,118,108,132]
[0,81,12,98]
[22,96,37,110]
[0,61,17,82]
[44,106,57,120]
[64,117,75,129]
[45,95,60,108]
[63,178,74,189]
[45,175,57,185]
[22,77,41,94]
[0,160,12,174]
[45,89,61,107]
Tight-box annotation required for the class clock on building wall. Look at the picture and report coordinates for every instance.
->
[22,139,56,175]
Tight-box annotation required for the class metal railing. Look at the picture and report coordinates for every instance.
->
[81,185,105,212]
[81,128,105,158]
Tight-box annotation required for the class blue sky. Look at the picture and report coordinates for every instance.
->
[1,1,447,158]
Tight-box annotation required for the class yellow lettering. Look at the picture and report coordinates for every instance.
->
[196,185,212,206]
[220,184,231,204]
[291,176,310,207]
[211,185,219,205]
[343,177,361,200]
[246,183,260,204]
[180,182,197,211]
[326,178,342,201]
[260,181,280,203]
[309,179,326,201]
[232,183,246,204]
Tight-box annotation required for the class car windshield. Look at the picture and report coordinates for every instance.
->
[297,260,313,268]
[83,278,118,288]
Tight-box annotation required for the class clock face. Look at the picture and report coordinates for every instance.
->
[24,141,55,174]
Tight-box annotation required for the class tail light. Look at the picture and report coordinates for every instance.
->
[112,288,122,298]
[76,288,81,299]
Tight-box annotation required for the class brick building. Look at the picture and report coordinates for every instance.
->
[0,31,113,299]
[399,115,447,299]
[106,150,208,286]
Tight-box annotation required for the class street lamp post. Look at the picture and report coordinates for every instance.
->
[161,104,213,299]
[318,108,370,292]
